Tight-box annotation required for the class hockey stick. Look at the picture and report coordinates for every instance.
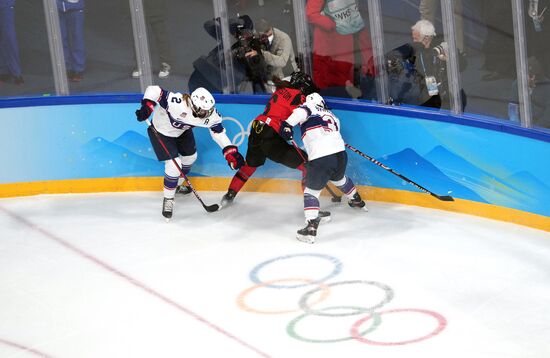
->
[145,119,220,212]
[290,139,342,202]
[345,143,454,202]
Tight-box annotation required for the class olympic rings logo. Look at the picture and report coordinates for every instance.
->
[236,253,447,346]
[222,116,254,147]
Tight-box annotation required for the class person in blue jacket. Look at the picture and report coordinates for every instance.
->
[0,0,23,84]
[57,0,85,82]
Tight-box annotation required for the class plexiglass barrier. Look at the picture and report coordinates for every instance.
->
[0,0,548,131]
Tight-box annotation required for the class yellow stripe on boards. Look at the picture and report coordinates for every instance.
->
[0,177,548,232]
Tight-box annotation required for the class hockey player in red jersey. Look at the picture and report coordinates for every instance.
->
[221,72,318,206]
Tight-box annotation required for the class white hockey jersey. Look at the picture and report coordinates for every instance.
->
[285,100,345,161]
[142,85,232,149]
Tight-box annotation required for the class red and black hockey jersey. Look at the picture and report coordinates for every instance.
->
[255,87,304,132]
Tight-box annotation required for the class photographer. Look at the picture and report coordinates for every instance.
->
[232,24,270,93]
[188,15,255,93]
[246,19,299,85]
[387,20,466,110]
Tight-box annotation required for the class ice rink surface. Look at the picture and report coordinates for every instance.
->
[1,191,549,358]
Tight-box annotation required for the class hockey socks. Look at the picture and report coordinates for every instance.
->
[331,176,357,197]
[228,165,257,193]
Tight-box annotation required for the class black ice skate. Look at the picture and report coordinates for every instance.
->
[221,189,237,207]
[162,197,174,221]
[348,193,367,211]
[296,217,321,244]
[176,184,192,195]
[318,210,331,223]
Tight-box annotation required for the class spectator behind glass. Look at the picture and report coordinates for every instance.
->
[419,0,465,52]
[510,57,550,129]
[0,0,23,85]
[131,0,173,79]
[387,20,467,110]
[306,0,374,99]
[57,0,85,82]
[251,19,298,82]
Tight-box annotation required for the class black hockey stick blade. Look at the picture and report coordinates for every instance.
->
[204,203,221,212]
[433,194,455,202]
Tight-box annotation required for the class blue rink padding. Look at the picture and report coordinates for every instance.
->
[0,94,549,220]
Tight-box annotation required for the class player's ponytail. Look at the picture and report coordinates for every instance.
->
[271,75,292,90]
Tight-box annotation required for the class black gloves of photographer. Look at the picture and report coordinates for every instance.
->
[135,99,156,122]
[223,145,245,170]
[279,122,294,141]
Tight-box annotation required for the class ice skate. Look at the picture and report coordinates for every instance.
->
[162,197,174,221]
[318,210,331,223]
[176,184,192,195]
[296,217,321,244]
[221,189,237,207]
[348,193,367,211]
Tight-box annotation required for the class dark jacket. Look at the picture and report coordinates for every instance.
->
[387,37,467,106]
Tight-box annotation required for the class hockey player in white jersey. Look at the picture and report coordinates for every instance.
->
[280,92,366,243]
[135,86,244,219]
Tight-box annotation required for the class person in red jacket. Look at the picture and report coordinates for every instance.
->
[221,72,318,206]
[306,0,374,97]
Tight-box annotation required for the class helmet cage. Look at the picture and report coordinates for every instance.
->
[191,103,214,119]
[190,88,215,118]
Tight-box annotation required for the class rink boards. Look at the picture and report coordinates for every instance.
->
[0,94,549,231]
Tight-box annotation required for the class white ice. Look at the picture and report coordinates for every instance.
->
[1,191,549,358]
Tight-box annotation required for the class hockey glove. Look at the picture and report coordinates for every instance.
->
[279,122,293,141]
[135,99,156,122]
[223,145,245,170]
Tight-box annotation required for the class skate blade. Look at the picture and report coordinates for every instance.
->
[296,234,316,244]
[220,199,233,209]
[320,215,331,223]
[164,216,171,223]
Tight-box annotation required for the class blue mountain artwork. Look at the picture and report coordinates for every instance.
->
[113,130,156,159]
[423,145,543,212]
[349,147,486,202]
[78,136,163,177]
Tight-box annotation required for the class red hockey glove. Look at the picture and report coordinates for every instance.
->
[135,99,156,122]
[223,145,245,170]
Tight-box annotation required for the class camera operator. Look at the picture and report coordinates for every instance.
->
[188,15,254,93]
[245,19,299,88]
[232,24,270,94]
[387,20,466,110]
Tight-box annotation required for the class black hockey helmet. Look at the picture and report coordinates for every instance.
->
[290,71,318,96]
